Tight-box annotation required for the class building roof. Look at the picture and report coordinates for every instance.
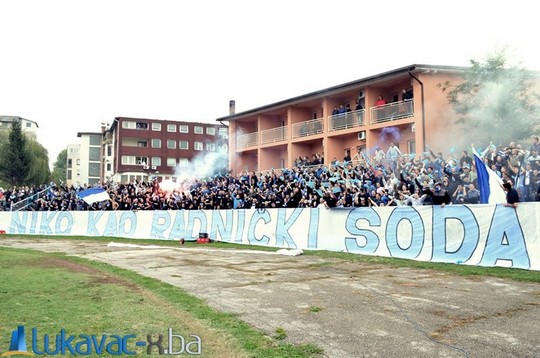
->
[215,64,469,122]
[0,115,39,128]
[107,116,223,133]
[77,132,102,137]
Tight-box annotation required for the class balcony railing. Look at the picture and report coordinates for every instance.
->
[292,118,324,138]
[261,126,287,144]
[370,100,414,124]
[328,109,365,131]
[236,132,258,149]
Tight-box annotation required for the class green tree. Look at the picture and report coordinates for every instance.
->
[51,148,68,184]
[0,121,30,185]
[438,50,540,147]
[25,139,51,186]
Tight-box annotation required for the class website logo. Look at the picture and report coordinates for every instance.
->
[1,326,33,356]
[2,326,200,356]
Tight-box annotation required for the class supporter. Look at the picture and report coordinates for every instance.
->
[7,137,540,212]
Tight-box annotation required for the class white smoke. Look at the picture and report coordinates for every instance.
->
[159,138,229,195]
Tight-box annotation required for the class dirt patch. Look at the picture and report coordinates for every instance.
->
[29,256,134,287]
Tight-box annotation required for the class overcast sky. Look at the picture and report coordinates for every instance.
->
[1,0,537,166]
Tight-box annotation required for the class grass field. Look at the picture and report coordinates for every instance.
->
[1,235,539,357]
[0,244,322,357]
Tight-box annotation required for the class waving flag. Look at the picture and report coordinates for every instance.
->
[78,188,110,204]
[472,148,505,204]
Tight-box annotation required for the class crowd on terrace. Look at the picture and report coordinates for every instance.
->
[1,136,540,211]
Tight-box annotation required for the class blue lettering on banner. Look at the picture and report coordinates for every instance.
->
[186,211,207,240]
[119,211,137,236]
[307,208,319,249]
[275,208,301,248]
[10,212,27,234]
[234,210,246,243]
[40,212,57,235]
[344,208,381,254]
[55,212,73,235]
[480,205,530,269]
[169,211,186,240]
[103,212,119,237]
[432,205,479,264]
[30,211,39,234]
[386,207,424,259]
[248,209,271,245]
[210,210,233,242]
[87,212,105,236]
[150,211,171,240]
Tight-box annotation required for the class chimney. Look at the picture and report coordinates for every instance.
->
[229,100,236,115]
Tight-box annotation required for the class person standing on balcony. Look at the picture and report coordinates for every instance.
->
[401,88,413,114]
[345,103,353,127]
[376,95,386,120]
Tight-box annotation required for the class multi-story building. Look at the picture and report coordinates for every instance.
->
[217,64,469,175]
[67,132,103,186]
[105,117,228,184]
[66,144,81,186]
[0,116,39,139]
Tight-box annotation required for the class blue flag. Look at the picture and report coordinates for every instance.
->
[78,188,110,204]
[472,149,505,204]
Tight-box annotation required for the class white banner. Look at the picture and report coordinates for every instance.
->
[1,203,539,270]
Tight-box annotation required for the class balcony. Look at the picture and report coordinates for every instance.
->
[236,132,258,149]
[261,126,287,145]
[370,100,414,124]
[328,109,365,131]
[292,118,324,138]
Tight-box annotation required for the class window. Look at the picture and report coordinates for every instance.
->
[67,159,72,167]
[151,157,161,166]
[76,159,80,165]
[89,135,101,146]
[26,122,32,128]
[122,121,135,129]
[178,158,189,168]
[121,156,134,165]
[106,163,112,171]
[167,140,176,149]
[122,156,148,165]
[206,127,215,135]
[167,124,176,132]
[179,141,189,150]
[136,122,148,130]
[206,143,215,151]
[218,127,228,139]
[136,156,148,165]
[137,141,148,148]
[194,126,203,134]
[220,143,228,151]
[151,139,161,148]
[152,122,161,131]
[167,158,176,167]
[194,142,203,151]
[179,125,189,133]
[89,147,100,161]
[88,163,100,177]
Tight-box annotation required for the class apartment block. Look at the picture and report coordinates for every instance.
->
[217,64,468,175]
[104,117,228,184]
[0,116,39,139]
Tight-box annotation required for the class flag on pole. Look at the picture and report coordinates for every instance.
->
[472,147,506,204]
[78,188,110,204]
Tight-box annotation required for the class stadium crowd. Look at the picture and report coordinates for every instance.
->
[1,137,540,212]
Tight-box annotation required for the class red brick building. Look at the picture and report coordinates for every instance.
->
[104,117,227,183]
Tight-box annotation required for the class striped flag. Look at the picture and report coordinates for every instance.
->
[472,147,506,204]
[78,188,110,204]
